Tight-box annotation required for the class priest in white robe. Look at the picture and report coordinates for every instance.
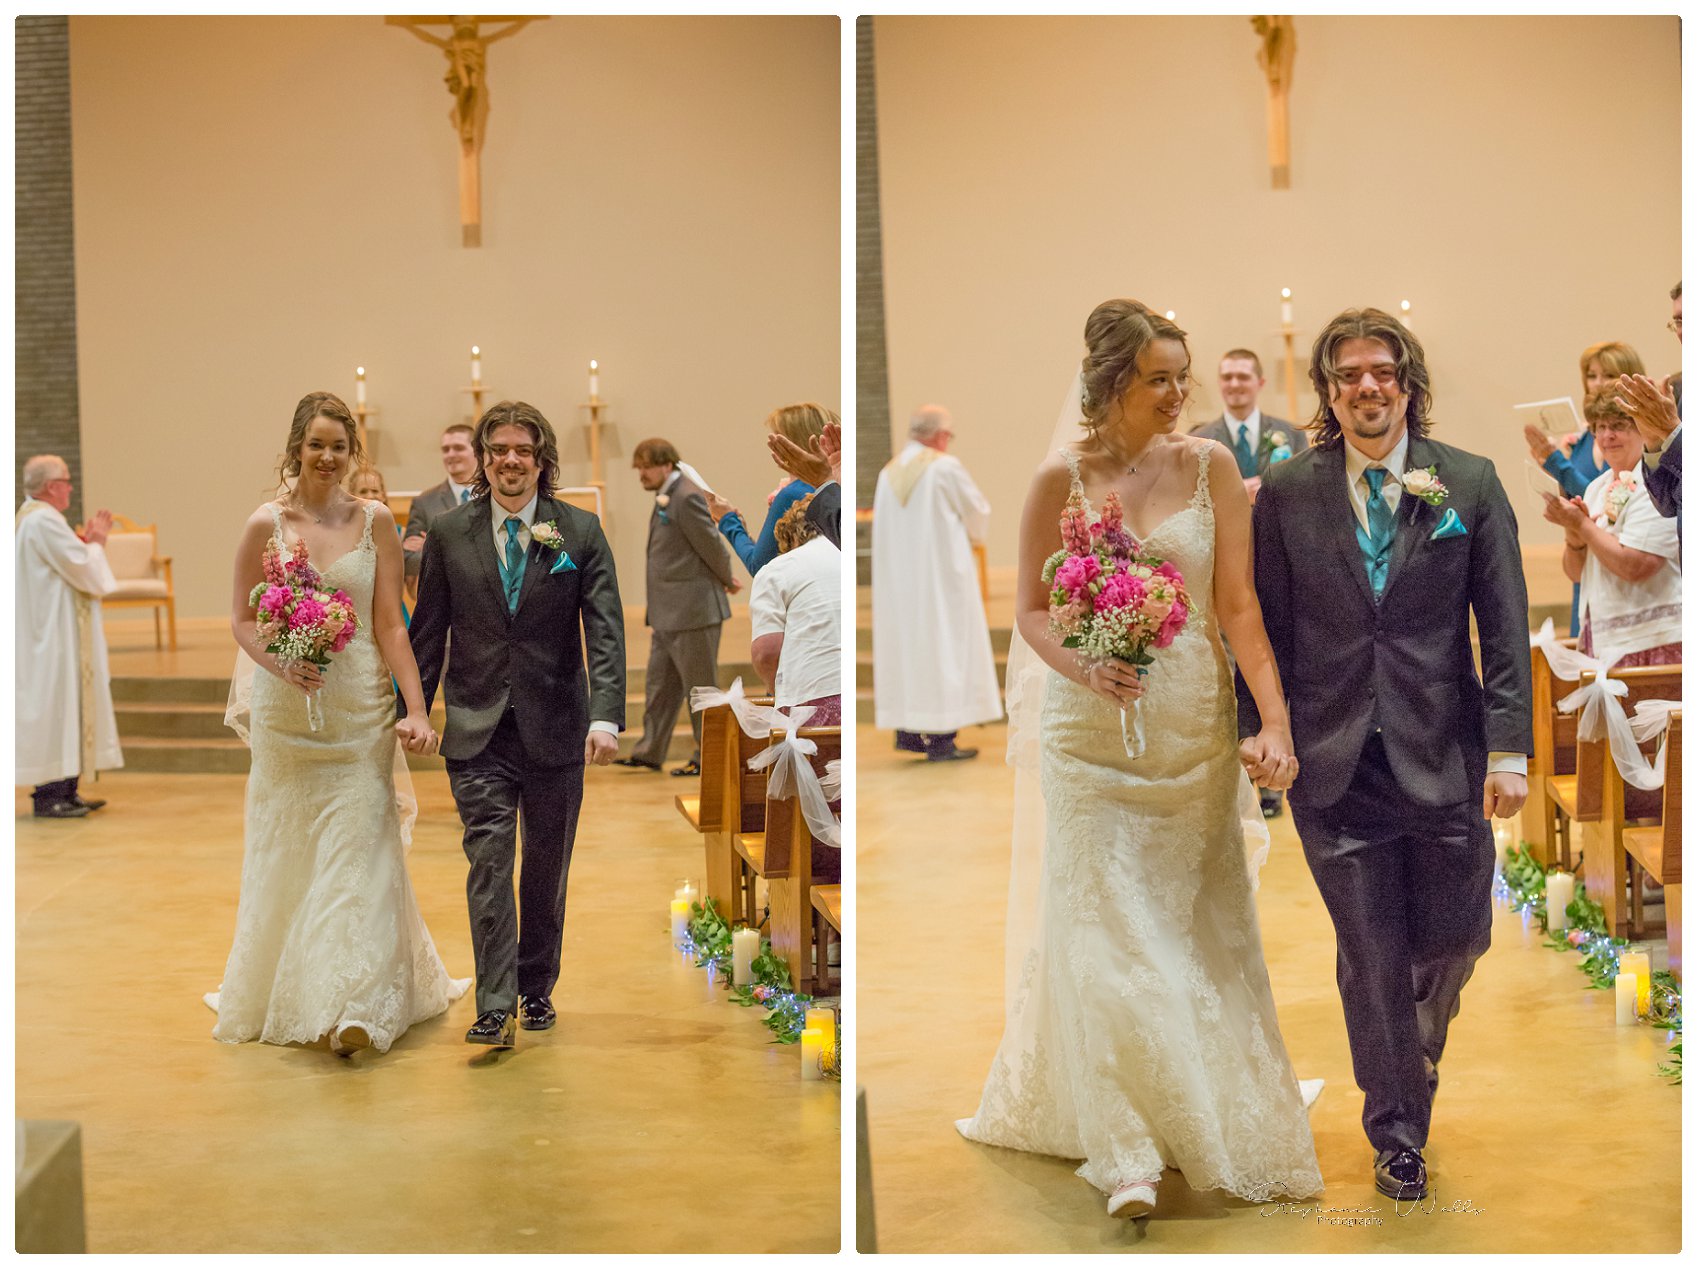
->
[872,405,1002,761]
[16,454,123,817]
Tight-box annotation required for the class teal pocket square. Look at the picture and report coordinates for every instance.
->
[1430,508,1467,541]
[549,552,578,574]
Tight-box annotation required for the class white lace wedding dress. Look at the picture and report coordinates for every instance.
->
[206,501,468,1052]
[958,444,1323,1201]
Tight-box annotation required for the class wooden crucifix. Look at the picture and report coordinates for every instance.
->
[388,15,546,246]
[1251,16,1295,190]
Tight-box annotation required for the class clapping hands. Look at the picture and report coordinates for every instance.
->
[1239,729,1299,791]
[82,509,114,546]
[1616,373,1680,449]
[395,714,439,755]
[766,420,842,487]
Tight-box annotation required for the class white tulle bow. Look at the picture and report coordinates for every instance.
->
[1532,619,1667,791]
[689,676,785,738]
[744,705,841,849]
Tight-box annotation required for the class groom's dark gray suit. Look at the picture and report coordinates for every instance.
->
[410,493,626,1016]
[1238,433,1532,1154]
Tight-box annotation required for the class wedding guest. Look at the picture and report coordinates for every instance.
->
[1619,280,1683,526]
[1190,348,1308,504]
[402,423,479,581]
[1523,341,1644,634]
[349,466,409,624]
[707,403,836,576]
[750,496,841,726]
[15,455,123,817]
[1543,392,1680,667]
[615,438,739,777]
[871,405,1001,762]
[767,418,843,549]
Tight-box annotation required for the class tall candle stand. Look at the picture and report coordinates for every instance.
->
[353,403,376,457]
[463,382,489,422]
[581,396,608,501]
[1281,322,1299,423]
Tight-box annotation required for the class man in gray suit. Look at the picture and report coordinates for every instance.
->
[1191,348,1309,503]
[615,438,739,776]
[1193,348,1308,816]
[402,423,480,584]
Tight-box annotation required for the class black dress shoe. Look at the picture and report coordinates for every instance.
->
[465,1010,517,1048]
[74,795,107,812]
[1373,1148,1428,1200]
[1259,797,1283,819]
[613,756,661,771]
[927,745,979,762]
[518,995,556,1031]
[670,761,701,778]
[33,801,90,819]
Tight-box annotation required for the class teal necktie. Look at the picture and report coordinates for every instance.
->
[1355,467,1396,598]
[1234,423,1257,478]
[459,488,470,505]
[501,517,525,612]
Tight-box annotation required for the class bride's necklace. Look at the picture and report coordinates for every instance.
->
[1095,430,1163,477]
[289,492,342,525]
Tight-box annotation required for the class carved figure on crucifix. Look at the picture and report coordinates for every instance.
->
[1251,17,1296,189]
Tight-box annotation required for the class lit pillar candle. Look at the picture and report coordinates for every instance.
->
[471,345,482,385]
[355,366,366,407]
[1492,823,1510,877]
[1400,299,1413,328]
[669,898,690,948]
[1545,871,1575,931]
[589,359,600,400]
[805,1007,835,1037]
[674,881,698,909]
[1616,972,1640,1024]
[800,1026,827,1081]
[731,927,760,986]
[1280,287,1293,326]
[1618,948,1652,1015]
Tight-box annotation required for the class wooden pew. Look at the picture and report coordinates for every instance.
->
[674,696,775,926]
[739,725,842,995]
[812,885,842,998]
[1526,638,1581,868]
[1600,711,1682,970]
[1573,666,1681,935]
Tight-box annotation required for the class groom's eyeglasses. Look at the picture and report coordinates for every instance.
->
[486,445,537,460]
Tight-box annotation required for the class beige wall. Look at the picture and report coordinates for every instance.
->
[873,15,1680,568]
[68,15,839,619]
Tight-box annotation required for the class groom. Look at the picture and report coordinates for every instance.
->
[410,400,626,1049]
[1237,309,1531,1201]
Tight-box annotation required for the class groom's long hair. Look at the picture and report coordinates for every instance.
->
[470,400,562,500]
[1307,309,1434,446]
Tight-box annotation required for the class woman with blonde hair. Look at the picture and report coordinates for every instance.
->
[707,402,836,577]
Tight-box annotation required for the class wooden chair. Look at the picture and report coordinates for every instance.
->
[1600,710,1682,969]
[100,515,176,650]
[756,725,842,995]
[1526,637,1581,869]
[812,885,842,997]
[1572,666,1681,934]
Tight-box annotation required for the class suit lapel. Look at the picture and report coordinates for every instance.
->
[468,497,512,621]
[1378,436,1432,604]
[513,497,557,615]
[1316,443,1377,608]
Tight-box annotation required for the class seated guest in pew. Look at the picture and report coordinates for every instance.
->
[751,496,841,725]
[706,403,837,577]
[348,465,408,624]
[1522,341,1641,635]
[1543,392,1681,667]
[766,417,843,549]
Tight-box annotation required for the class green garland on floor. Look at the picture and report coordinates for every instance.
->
[1499,845,1681,1083]
[681,898,839,1067]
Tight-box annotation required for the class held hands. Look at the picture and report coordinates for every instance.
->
[395,713,439,755]
[274,656,325,695]
[1082,656,1146,709]
[82,509,114,546]
[1239,728,1299,791]
[584,731,618,766]
[705,492,738,525]
[1615,373,1680,449]
[1522,422,1557,464]
[1483,771,1528,821]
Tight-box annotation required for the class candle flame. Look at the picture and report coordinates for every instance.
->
[356,366,364,377]
[1401,300,1411,313]
[1281,288,1291,299]
[472,346,480,356]
[590,359,598,371]
[1165,311,1176,320]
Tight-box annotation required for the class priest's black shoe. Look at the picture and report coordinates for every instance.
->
[927,745,979,762]
[33,801,90,819]
[75,795,108,812]
[613,756,661,771]
[518,995,556,1031]
[465,1010,517,1048]
[1373,1148,1428,1201]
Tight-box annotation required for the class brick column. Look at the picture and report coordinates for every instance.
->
[855,18,893,582]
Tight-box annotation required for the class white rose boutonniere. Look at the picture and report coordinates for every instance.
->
[656,494,670,509]
[530,521,565,551]
[1402,466,1449,507]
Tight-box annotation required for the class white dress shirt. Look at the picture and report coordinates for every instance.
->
[491,492,617,738]
[1225,406,1262,455]
[1340,432,1525,777]
[448,478,474,505]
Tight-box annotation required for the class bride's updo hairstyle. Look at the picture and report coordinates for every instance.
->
[278,391,365,487]
[1079,299,1190,430]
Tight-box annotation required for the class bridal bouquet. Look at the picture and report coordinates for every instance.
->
[1042,488,1191,758]
[249,538,358,732]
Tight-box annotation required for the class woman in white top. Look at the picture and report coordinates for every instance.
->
[1544,392,1681,667]
[749,496,841,724]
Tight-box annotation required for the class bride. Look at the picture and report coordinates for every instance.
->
[957,300,1323,1218]
[207,391,468,1056]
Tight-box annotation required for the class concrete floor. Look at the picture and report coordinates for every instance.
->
[858,724,1681,1254]
[16,765,839,1253]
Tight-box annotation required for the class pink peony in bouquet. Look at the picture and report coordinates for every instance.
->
[1041,487,1191,757]
[249,538,358,731]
